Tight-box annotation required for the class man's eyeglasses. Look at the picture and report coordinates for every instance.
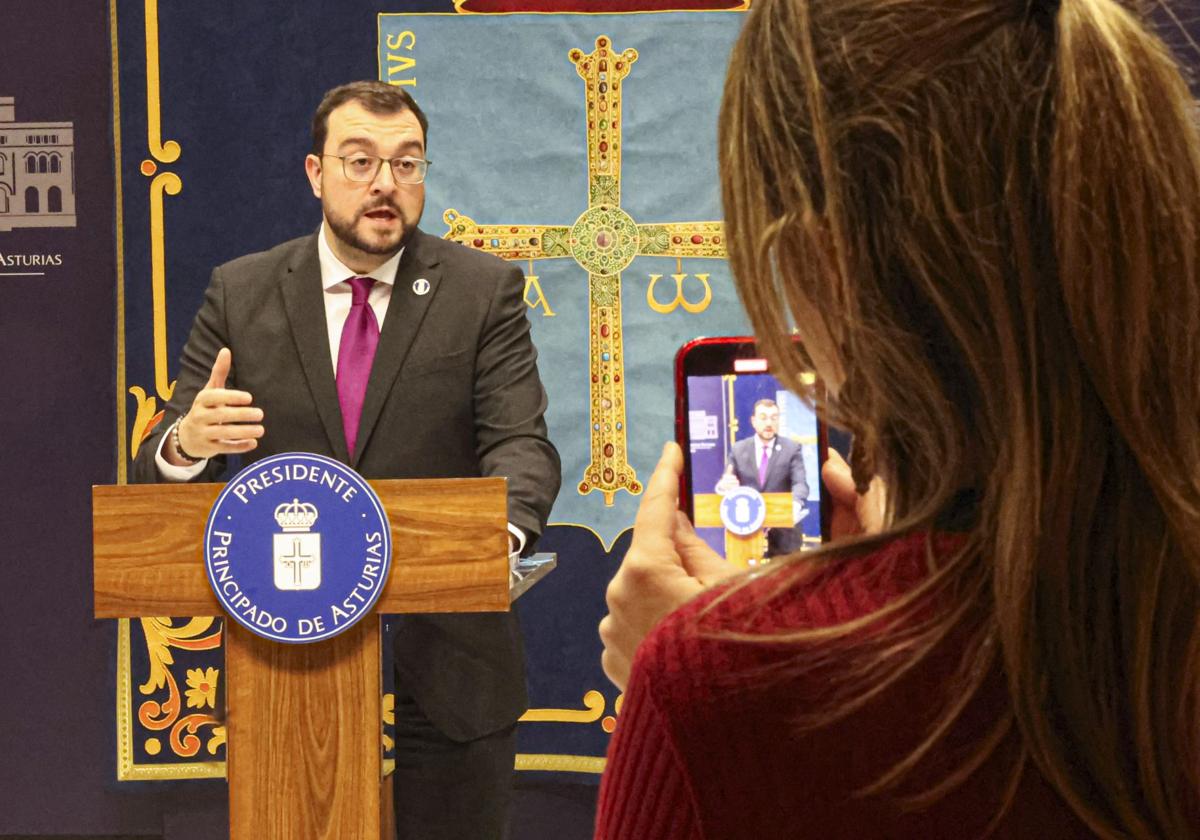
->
[321,153,431,185]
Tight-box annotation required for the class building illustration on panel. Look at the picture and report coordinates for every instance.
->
[0,97,77,231]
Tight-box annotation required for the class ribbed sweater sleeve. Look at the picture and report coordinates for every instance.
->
[595,662,702,840]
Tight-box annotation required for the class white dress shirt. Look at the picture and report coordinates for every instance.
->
[155,223,526,553]
[316,221,400,369]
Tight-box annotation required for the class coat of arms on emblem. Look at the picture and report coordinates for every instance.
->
[273,498,321,591]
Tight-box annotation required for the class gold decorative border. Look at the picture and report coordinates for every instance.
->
[111,0,128,483]
[147,171,180,402]
[143,0,180,163]
[448,2,748,14]
[516,754,607,774]
[520,690,605,724]
[122,0,185,460]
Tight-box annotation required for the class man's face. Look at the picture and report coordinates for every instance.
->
[750,405,779,442]
[304,100,425,271]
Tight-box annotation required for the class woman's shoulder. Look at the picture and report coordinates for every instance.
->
[676,531,959,635]
[630,531,965,702]
[615,531,1091,839]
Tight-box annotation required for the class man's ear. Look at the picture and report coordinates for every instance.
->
[304,154,323,199]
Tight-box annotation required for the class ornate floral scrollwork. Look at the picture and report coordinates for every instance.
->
[136,618,224,759]
[143,0,182,163]
[127,385,164,458]
[382,693,395,754]
[148,172,182,402]
[519,689,606,723]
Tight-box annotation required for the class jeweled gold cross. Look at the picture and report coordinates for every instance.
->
[444,36,727,505]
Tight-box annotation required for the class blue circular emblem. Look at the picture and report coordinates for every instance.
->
[719,486,767,536]
[203,453,392,644]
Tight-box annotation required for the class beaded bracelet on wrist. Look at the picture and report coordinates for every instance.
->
[172,414,203,465]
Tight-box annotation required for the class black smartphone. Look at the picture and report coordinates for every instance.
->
[675,337,828,567]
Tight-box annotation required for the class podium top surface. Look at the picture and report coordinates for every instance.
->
[93,476,512,618]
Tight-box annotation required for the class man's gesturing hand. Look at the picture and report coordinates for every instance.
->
[714,464,740,495]
[599,442,739,691]
[166,348,265,465]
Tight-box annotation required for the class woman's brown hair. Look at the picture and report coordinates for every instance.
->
[719,0,1200,836]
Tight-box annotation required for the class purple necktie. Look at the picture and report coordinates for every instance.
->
[336,276,379,459]
[758,445,769,487]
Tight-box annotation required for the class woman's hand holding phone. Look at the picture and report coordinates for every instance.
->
[602,332,884,692]
[599,442,740,691]
[599,442,888,692]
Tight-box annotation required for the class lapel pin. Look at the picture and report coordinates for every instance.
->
[412,278,430,296]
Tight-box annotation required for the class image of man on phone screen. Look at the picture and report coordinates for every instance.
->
[714,398,810,557]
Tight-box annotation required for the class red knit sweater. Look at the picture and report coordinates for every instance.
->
[595,533,1095,839]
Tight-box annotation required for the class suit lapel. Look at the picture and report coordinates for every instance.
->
[352,230,442,466]
[739,440,760,488]
[281,235,350,463]
[763,440,786,490]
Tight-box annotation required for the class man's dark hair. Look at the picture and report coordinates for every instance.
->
[311,81,429,155]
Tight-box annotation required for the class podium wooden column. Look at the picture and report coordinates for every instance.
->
[693,491,794,567]
[93,476,512,840]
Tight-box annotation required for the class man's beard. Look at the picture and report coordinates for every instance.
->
[324,199,416,257]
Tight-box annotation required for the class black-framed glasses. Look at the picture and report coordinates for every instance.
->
[321,153,431,185]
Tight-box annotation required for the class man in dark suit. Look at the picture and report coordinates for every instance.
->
[714,398,809,557]
[132,81,560,840]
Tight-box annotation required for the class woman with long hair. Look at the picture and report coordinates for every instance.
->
[596,0,1200,837]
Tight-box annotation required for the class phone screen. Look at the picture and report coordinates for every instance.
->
[677,338,825,565]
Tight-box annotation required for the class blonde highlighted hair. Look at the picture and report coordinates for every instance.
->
[719,0,1200,836]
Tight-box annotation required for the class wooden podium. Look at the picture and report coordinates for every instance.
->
[693,491,794,567]
[93,476,523,839]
